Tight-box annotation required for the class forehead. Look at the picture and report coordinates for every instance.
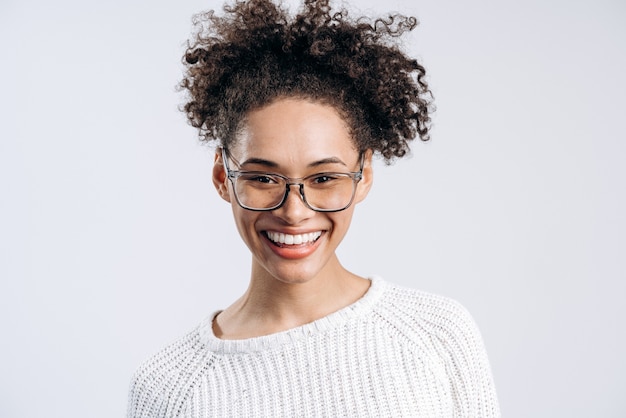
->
[231,98,358,164]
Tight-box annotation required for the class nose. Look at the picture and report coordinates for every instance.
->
[273,184,314,224]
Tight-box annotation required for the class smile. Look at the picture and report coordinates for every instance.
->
[265,231,322,246]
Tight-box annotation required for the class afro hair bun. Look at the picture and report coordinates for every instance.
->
[180,0,434,162]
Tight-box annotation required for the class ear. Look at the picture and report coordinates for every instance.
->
[212,148,232,203]
[354,149,374,204]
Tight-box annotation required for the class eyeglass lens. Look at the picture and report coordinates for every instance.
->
[233,172,357,211]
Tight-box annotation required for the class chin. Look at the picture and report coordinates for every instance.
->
[262,260,328,286]
[270,269,321,285]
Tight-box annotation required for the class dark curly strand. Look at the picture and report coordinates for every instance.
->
[180,0,433,162]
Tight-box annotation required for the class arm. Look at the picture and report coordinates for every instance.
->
[433,299,500,417]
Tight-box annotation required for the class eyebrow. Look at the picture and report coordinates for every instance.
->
[239,157,279,168]
[240,156,348,169]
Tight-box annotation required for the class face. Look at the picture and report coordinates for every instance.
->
[213,98,373,285]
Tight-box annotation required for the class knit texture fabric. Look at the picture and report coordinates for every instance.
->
[127,278,500,417]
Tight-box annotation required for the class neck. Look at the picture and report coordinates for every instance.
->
[213,256,370,339]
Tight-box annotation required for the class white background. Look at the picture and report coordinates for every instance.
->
[1,0,624,416]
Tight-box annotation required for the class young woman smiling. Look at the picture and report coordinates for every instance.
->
[127,0,500,416]
[213,99,373,337]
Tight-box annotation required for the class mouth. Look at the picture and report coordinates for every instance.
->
[264,231,322,247]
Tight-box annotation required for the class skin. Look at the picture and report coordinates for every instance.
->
[212,98,374,339]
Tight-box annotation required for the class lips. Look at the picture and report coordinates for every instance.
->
[262,230,323,260]
[265,231,322,246]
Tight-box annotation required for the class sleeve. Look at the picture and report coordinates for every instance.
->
[433,298,501,417]
[126,358,168,418]
[126,330,206,418]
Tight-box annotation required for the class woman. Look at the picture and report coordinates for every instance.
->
[127,0,500,416]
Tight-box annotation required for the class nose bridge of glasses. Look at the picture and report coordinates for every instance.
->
[284,181,307,202]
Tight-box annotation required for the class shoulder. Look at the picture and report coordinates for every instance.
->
[374,280,500,416]
[375,280,481,341]
[127,322,216,418]
[375,280,490,368]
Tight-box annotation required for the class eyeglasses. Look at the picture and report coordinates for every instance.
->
[222,148,363,212]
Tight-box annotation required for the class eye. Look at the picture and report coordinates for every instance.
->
[312,174,337,184]
[251,175,274,184]
[240,172,281,185]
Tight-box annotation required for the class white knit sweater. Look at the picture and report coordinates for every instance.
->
[127,278,500,417]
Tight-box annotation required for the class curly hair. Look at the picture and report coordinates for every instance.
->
[180,0,433,162]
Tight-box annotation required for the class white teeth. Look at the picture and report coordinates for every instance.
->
[266,231,322,245]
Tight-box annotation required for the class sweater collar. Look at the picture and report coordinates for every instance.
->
[198,276,387,354]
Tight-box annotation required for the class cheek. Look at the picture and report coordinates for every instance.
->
[230,206,256,240]
[329,209,356,236]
